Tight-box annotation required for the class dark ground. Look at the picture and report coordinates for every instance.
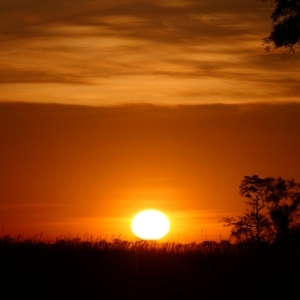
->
[1,237,299,300]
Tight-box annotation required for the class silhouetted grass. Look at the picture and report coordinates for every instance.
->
[1,235,300,300]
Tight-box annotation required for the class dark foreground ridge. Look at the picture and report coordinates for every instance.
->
[1,236,300,300]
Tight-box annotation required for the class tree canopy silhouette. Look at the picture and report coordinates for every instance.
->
[222,175,300,244]
[261,0,300,51]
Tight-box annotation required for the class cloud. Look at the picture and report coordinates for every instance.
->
[0,0,299,104]
[0,0,271,41]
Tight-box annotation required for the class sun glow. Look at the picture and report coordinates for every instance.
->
[131,209,170,240]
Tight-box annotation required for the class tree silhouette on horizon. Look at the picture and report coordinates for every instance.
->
[222,175,300,244]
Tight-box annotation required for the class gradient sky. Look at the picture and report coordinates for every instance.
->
[1,0,300,242]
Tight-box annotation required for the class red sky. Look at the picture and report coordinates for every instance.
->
[1,103,300,241]
[1,0,300,242]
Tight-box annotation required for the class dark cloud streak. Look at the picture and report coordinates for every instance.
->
[0,0,270,41]
[0,0,299,104]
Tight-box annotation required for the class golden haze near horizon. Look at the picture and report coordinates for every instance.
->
[1,0,300,242]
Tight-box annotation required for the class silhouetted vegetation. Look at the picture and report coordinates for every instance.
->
[1,234,300,300]
[2,177,300,299]
[222,175,300,244]
[260,0,300,51]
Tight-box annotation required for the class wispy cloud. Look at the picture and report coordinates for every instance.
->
[0,0,299,105]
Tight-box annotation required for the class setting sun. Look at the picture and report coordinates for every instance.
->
[131,209,170,240]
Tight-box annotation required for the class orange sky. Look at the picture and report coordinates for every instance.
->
[1,103,300,242]
[1,0,299,105]
[1,0,300,242]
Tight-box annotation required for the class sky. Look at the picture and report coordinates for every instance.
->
[1,0,300,105]
[1,0,300,242]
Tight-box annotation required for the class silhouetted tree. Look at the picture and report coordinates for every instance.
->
[261,0,300,51]
[222,211,273,244]
[223,175,274,244]
[223,175,300,244]
[263,176,300,242]
[239,175,269,242]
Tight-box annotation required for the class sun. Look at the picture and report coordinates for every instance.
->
[131,209,170,240]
